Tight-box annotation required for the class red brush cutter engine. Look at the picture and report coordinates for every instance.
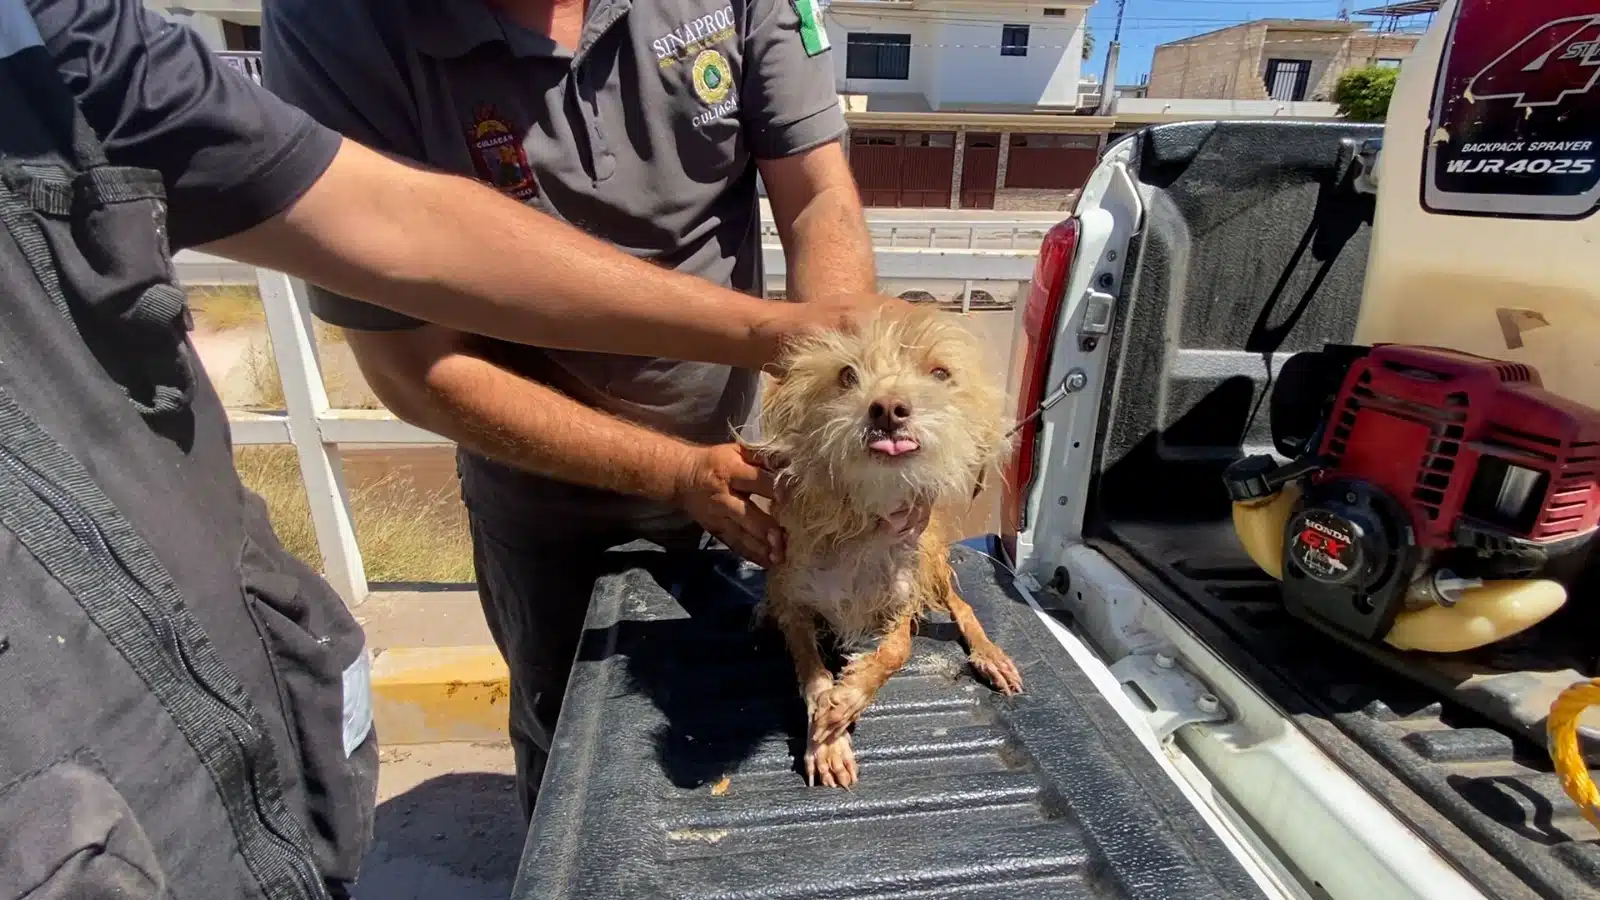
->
[1223,344,1600,642]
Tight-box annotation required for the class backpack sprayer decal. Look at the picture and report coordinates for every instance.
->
[1426,2,1600,219]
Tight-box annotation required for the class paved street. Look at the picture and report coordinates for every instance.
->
[354,742,522,899]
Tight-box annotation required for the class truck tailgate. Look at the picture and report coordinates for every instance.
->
[513,543,1267,900]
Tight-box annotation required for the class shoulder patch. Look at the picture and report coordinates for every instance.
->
[790,0,830,57]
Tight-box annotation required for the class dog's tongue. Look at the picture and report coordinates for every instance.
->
[870,436,920,456]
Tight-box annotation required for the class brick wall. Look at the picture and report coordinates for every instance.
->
[1149,25,1418,102]
[949,126,967,210]
[1260,30,1365,101]
[994,188,1079,212]
[1147,24,1267,100]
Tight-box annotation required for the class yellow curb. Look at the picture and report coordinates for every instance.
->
[371,646,510,745]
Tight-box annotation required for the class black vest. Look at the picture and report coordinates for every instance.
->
[0,27,375,900]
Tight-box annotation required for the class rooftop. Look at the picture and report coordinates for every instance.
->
[1158,18,1366,46]
[1353,1,1443,17]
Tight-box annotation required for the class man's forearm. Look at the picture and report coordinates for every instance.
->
[353,335,698,504]
[783,185,876,301]
[206,139,824,370]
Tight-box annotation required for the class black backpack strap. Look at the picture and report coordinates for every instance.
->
[0,165,76,327]
[0,390,329,900]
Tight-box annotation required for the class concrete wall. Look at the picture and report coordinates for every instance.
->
[1147,24,1267,100]
[930,14,1085,109]
[147,5,228,50]
[994,188,1079,211]
[826,7,1086,111]
[827,14,939,103]
[1111,97,1339,117]
[1148,23,1419,102]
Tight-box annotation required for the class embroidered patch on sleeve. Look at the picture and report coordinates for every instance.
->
[791,0,830,57]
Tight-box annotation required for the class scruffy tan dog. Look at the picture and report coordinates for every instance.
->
[747,308,1024,789]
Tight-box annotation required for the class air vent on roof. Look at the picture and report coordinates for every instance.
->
[1043,7,1066,15]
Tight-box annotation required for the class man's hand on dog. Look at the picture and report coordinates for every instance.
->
[756,294,917,368]
[746,450,933,550]
[675,443,785,567]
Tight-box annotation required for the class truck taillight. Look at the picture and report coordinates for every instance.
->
[1001,217,1080,562]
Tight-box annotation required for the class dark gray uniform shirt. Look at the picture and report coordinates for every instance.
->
[263,0,845,535]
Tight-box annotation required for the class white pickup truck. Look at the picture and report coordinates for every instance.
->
[514,4,1598,898]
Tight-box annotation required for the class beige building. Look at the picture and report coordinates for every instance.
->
[1147,19,1419,103]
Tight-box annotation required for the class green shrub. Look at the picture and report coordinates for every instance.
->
[1334,65,1399,122]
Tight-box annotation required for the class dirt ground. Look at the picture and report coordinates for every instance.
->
[355,742,522,900]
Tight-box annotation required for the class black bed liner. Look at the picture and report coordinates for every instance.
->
[1099,523,1600,900]
[513,543,1267,900]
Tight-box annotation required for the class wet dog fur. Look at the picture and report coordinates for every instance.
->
[747,308,1023,788]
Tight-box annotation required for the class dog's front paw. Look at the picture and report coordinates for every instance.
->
[804,732,859,788]
[969,644,1024,696]
[811,684,872,743]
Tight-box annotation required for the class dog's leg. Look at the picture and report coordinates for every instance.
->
[941,589,1024,695]
[772,607,858,788]
[812,613,914,746]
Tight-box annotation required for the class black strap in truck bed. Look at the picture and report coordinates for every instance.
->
[514,542,1267,900]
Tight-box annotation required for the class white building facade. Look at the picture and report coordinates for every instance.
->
[827,0,1095,112]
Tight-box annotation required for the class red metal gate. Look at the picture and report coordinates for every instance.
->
[849,132,902,207]
[849,131,956,208]
[960,132,1000,209]
[1003,133,1101,191]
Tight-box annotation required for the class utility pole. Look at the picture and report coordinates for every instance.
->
[1095,0,1127,116]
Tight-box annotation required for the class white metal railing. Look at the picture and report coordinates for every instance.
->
[201,243,1039,605]
[216,50,263,84]
[760,219,1050,250]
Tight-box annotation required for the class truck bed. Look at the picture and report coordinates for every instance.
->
[1082,121,1600,900]
[513,543,1267,900]
[1099,521,1600,900]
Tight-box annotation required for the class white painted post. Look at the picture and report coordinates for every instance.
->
[962,229,977,313]
[254,269,369,605]
[889,227,899,248]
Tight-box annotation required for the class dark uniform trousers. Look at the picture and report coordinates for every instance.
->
[466,502,705,818]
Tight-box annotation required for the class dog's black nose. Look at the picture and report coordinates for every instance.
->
[869,397,912,430]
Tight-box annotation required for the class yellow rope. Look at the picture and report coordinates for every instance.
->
[1548,678,1600,831]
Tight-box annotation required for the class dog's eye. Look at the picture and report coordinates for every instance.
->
[838,365,858,388]
[930,366,951,382]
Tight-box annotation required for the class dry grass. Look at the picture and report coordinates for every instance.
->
[188,284,264,332]
[186,283,348,345]
[244,344,287,410]
[316,322,349,345]
[235,446,475,584]
[240,340,380,411]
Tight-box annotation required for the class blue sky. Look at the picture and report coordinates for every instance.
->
[1081,0,1419,84]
